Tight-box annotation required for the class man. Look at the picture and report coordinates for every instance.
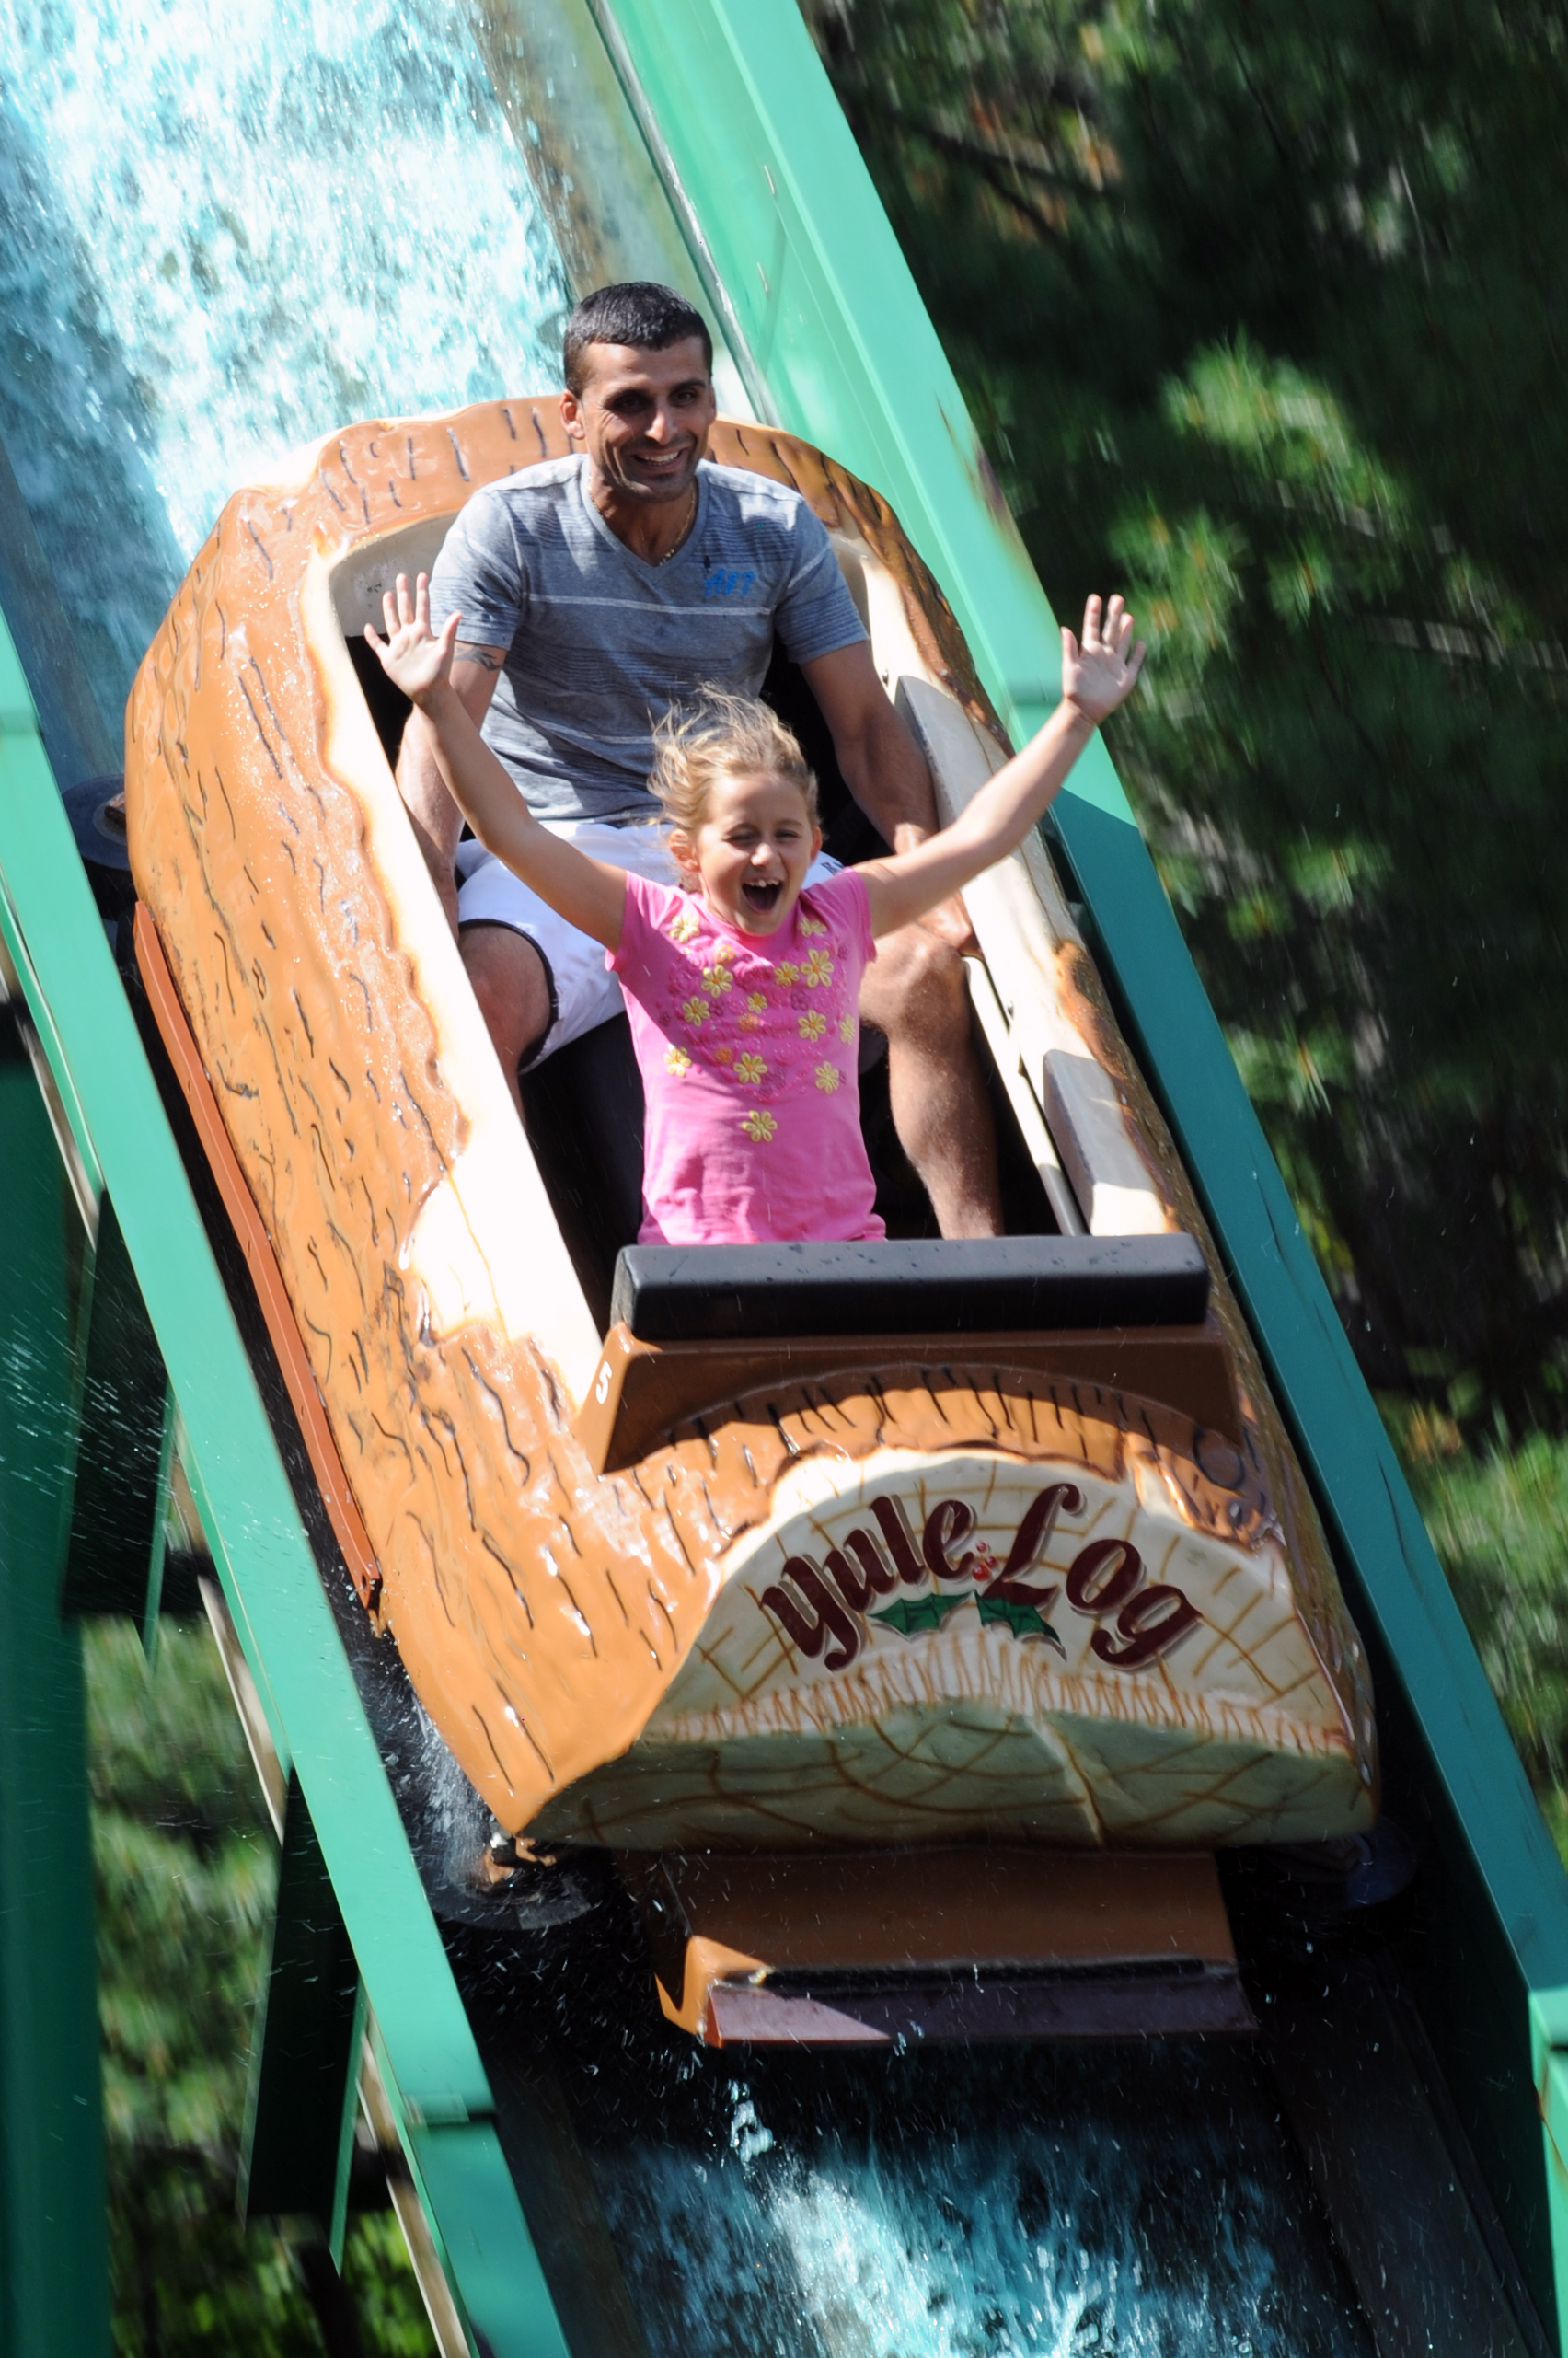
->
[399,280,1001,1236]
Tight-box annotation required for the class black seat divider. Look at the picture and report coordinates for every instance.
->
[611,1233,1210,1344]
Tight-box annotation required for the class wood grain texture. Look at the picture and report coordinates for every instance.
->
[133,903,383,1612]
[125,398,1375,1845]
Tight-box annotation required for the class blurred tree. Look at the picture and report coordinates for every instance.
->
[86,1617,434,2356]
[803,0,1568,1425]
[1393,1408,1568,1864]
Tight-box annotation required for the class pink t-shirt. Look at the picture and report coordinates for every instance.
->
[609,870,885,1245]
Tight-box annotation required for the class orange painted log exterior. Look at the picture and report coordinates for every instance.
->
[125,399,1376,1845]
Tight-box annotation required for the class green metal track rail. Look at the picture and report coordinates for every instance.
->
[0,628,567,2355]
[3,2,1568,2351]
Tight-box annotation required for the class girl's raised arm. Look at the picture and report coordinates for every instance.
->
[366,573,628,952]
[856,595,1145,941]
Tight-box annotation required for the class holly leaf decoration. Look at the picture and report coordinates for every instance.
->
[976,1593,1066,1651]
[870,1591,970,1638]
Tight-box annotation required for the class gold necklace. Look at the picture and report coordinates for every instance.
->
[655,484,698,566]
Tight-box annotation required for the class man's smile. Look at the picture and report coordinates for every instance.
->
[620,440,698,497]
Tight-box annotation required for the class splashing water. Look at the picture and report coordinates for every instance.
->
[588,2047,1374,2358]
[0,0,566,734]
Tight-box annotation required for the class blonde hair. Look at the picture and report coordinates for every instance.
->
[650,687,819,846]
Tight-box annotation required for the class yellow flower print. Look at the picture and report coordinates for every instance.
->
[701,963,733,997]
[774,961,800,987]
[681,996,710,1025]
[813,1061,842,1093]
[798,1011,827,1042]
[797,912,828,938]
[838,1014,858,1044]
[711,939,736,964]
[713,1044,734,1066]
[734,1052,767,1085]
[742,1109,778,1143]
[668,903,699,944]
[738,1011,763,1034]
[664,1044,692,1078]
[802,948,834,988]
[746,992,767,1011]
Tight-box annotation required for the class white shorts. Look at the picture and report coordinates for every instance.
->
[456,821,841,1069]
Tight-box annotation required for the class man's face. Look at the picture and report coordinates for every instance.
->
[560,337,717,506]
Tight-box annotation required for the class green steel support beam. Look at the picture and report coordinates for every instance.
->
[59,1192,173,1637]
[1535,2015,1568,2344]
[240,1774,366,2261]
[0,1021,112,2358]
[0,616,568,2352]
[596,0,1568,2334]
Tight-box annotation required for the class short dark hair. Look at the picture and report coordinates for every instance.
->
[563,283,713,397]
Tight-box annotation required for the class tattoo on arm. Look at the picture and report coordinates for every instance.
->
[455,642,503,672]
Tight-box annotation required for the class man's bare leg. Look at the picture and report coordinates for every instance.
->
[859,924,1002,1238]
[461,925,553,1123]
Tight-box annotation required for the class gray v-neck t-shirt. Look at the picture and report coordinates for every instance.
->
[427,455,868,826]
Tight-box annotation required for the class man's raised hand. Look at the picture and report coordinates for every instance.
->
[364,572,461,706]
[1061,595,1146,725]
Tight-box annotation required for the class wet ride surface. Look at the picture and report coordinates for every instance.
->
[451,1901,1375,2358]
[447,1855,1551,2356]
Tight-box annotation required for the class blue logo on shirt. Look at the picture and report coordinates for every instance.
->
[703,567,757,600]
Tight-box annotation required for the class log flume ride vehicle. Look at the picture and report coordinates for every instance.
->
[125,397,1378,2046]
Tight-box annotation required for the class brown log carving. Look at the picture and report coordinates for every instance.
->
[124,398,1376,1843]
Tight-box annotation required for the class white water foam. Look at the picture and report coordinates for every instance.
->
[592,2052,1374,2358]
[0,0,566,722]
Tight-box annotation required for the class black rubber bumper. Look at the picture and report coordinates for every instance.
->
[611,1231,1211,1342]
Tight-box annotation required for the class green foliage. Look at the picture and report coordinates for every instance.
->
[89,1620,274,2163]
[342,2217,443,2358]
[1393,1414,1568,1863]
[806,0,1568,1425]
[86,1618,433,2355]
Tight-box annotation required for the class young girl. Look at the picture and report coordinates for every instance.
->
[368,574,1144,1247]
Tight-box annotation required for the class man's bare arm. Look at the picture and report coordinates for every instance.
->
[396,640,506,930]
[801,638,975,951]
[801,640,937,850]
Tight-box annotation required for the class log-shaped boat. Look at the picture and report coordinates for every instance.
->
[124,401,1377,1918]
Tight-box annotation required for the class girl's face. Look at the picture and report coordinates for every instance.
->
[674,767,822,937]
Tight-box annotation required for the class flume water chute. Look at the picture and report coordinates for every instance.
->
[4,3,1566,2350]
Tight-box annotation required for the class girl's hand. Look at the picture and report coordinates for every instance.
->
[1061,595,1146,724]
[363,572,461,705]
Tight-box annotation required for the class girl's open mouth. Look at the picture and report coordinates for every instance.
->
[741,877,782,917]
